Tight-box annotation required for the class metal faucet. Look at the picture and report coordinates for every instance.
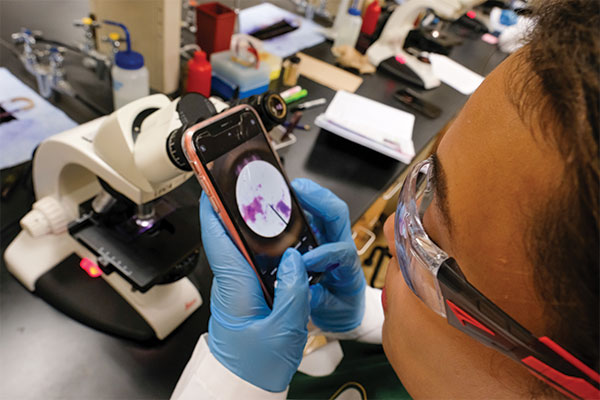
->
[73,17,110,80]
[47,47,75,97]
[29,46,74,99]
[11,28,74,99]
[73,17,99,54]
[182,0,198,34]
[11,29,39,75]
[101,32,123,64]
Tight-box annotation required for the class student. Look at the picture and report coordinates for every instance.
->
[172,1,599,398]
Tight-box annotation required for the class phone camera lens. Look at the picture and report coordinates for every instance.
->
[250,119,256,125]
[200,145,206,152]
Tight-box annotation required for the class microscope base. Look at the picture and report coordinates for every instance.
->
[4,230,202,341]
[36,253,156,341]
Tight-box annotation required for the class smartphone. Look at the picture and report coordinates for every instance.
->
[182,105,320,306]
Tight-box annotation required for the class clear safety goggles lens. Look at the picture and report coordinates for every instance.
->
[394,157,449,317]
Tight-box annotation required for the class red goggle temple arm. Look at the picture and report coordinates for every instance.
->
[438,260,599,399]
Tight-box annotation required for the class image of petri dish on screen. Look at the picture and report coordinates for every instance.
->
[236,160,292,238]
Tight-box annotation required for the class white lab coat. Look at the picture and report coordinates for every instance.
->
[171,286,384,400]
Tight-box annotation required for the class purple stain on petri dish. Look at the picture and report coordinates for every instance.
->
[276,200,291,218]
[241,196,265,223]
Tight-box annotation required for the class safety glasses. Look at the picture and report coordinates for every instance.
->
[394,156,600,400]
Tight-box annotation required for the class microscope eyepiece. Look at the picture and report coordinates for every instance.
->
[165,92,288,172]
[166,128,192,171]
[166,93,218,171]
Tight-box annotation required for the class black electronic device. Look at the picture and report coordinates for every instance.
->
[250,19,299,41]
[378,56,426,88]
[404,27,462,56]
[456,13,490,34]
[394,88,442,119]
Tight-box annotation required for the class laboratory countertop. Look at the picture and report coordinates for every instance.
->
[0,19,507,400]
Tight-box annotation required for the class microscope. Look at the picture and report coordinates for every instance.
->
[3,91,288,341]
[366,0,483,89]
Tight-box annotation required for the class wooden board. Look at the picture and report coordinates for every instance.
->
[297,52,363,93]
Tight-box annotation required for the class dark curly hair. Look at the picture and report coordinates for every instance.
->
[508,0,599,396]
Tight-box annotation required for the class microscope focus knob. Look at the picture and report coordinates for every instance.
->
[20,196,69,237]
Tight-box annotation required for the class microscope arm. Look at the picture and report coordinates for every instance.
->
[366,0,484,89]
[133,93,217,185]
[90,93,216,205]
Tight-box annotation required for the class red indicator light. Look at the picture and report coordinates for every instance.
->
[185,299,197,310]
[466,10,476,19]
[395,55,406,64]
[80,257,102,278]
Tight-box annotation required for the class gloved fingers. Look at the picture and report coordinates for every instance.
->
[201,193,269,319]
[291,178,353,243]
[302,241,360,274]
[309,282,327,310]
[210,275,270,324]
[303,242,365,296]
[269,248,310,325]
[303,210,327,244]
[200,192,244,264]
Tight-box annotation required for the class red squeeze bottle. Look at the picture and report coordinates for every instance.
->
[361,0,381,36]
[187,50,212,97]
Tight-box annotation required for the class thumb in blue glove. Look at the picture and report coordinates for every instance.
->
[200,193,309,393]
[303,242,365,332]
[291,178,366,333]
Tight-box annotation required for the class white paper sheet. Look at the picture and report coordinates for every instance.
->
[315,91,415,163]
[0,67,77,169]
[429,53,484,95]
[239,3,326,58]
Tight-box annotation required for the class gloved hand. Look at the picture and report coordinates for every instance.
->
[291,179,366,333]
[200,193,310,393]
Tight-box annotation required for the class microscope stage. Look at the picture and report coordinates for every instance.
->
[69,199,201,292]
[36,253,156,341]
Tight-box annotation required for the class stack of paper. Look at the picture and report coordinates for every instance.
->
[429,53,484,95]
[315,91,415,164]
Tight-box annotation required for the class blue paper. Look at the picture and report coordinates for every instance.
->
[0,67,77,169]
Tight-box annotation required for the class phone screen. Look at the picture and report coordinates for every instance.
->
[193,108,319,301]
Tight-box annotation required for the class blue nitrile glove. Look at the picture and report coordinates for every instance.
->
[200,193,310,393]
[291,178,366,333]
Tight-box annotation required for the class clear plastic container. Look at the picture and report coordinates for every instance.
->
[210,50,270,99]
[333,7,362,49]
[112,63,149,109]
[331,0,351,38]
[105,20,150,109]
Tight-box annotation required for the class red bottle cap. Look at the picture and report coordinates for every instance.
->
[193,50,207,63]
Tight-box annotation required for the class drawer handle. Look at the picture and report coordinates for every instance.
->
[352,226,376,256]
[382,179,404,201]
